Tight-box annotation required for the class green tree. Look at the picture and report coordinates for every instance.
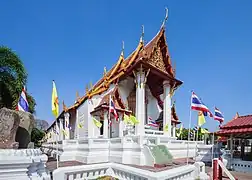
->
[31,128,45,147]
[0,46,36,113]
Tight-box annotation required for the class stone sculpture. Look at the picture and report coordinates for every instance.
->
[0,107,34,149]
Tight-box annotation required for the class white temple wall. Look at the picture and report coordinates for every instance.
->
[146,86,162,122]
[111,118,120,138]
[75,84,117,138]
[117,77,135,109]
[77,101,89,138]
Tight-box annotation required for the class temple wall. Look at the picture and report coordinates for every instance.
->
[117,77,135,109]
[146,86,162,122]
[77,101,89,138]
[76,85,116,138]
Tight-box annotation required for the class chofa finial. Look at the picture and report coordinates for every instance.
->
[140,25,144,44]
[162,7,169,27]
[103,66,107,76]
[122,41,124,51]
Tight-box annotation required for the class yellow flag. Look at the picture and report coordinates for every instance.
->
[201,128,210,134]
[129,115,139,125]
[52,80,59,118]
[78,123,83,129]
[93,118,102,128]
[177,124,183,137]
[164,124,169,132]
[124,114,131,124]
[62,129,67,136]
[198,111,206,127]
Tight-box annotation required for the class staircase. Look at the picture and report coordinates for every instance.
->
[147,145,173,166]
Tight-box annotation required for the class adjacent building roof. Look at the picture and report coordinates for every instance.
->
[216,113,252,138]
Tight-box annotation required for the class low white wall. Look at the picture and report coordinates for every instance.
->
[0,149,50,180]
[231,158,252,173]
[42,136,209,166]
[53,162,204,180]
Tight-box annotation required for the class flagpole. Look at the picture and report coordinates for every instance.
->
[56,121,59,169]
[108,95,111,138]
[212,127,215,160]
[186,105,192,165]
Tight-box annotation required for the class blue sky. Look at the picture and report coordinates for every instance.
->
[1,0,252,131]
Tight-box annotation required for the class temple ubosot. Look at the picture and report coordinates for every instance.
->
[46,18,183,140]
[42,13,208,168]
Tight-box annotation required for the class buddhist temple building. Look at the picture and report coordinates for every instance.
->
[42,11,210,168]
[45,15,183,142]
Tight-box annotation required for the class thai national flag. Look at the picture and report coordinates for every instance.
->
[193,126,198,131]
[191,92,213,117]
[147,116,159,127]
[109,98,118,120]
[214,107,224,123]
[17,87,29,112]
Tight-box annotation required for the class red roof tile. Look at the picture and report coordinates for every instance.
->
[221,115,252,129]
[216,127,252,135]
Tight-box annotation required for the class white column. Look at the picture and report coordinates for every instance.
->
[172,123,176,137]
[135,70,146,136]
[56,121,60,141]
[64,112,70,139]
[163,80,171,137]
[103,111,109,138]
[59,118,64,140]
[119,114,124,137]
[53,125,57,142]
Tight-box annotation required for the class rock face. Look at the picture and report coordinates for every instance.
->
[0,107,35,149]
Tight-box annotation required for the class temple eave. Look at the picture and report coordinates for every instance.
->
[90,105,132,115]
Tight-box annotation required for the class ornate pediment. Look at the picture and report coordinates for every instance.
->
[146,46,167,74]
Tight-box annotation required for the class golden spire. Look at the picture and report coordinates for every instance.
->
[173,60,176,77]
[90,81,93,90]
[103,66,107,77]
[161,7,169,28]
[85,84,89,94]
[76,91,79,101]
[63,100,67,112]
[140,25,144,44]
[121,41,124,57]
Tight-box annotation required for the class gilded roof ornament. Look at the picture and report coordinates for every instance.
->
[161,7,169,28]
[85,84,89,94]
[63,100,67,112]
[140,25,144,44]
[103,66,107,77]
[90,81,93,90]
[76,91,79,101]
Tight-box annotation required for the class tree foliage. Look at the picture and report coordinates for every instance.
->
[176,127,209,140]
[0,46,36,113]
[31,128,45,147]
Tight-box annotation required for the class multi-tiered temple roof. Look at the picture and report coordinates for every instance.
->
[65,26,182,112]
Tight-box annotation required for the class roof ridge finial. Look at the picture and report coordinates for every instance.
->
[76,91,79,100]
[140,25,144,44]
[63,100,67,112]
[161,7,169,28]
[121,41,125,57]
[103,66,107,76]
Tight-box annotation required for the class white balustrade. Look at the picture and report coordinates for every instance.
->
[0,149,50,180]
[53,162,201,180]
